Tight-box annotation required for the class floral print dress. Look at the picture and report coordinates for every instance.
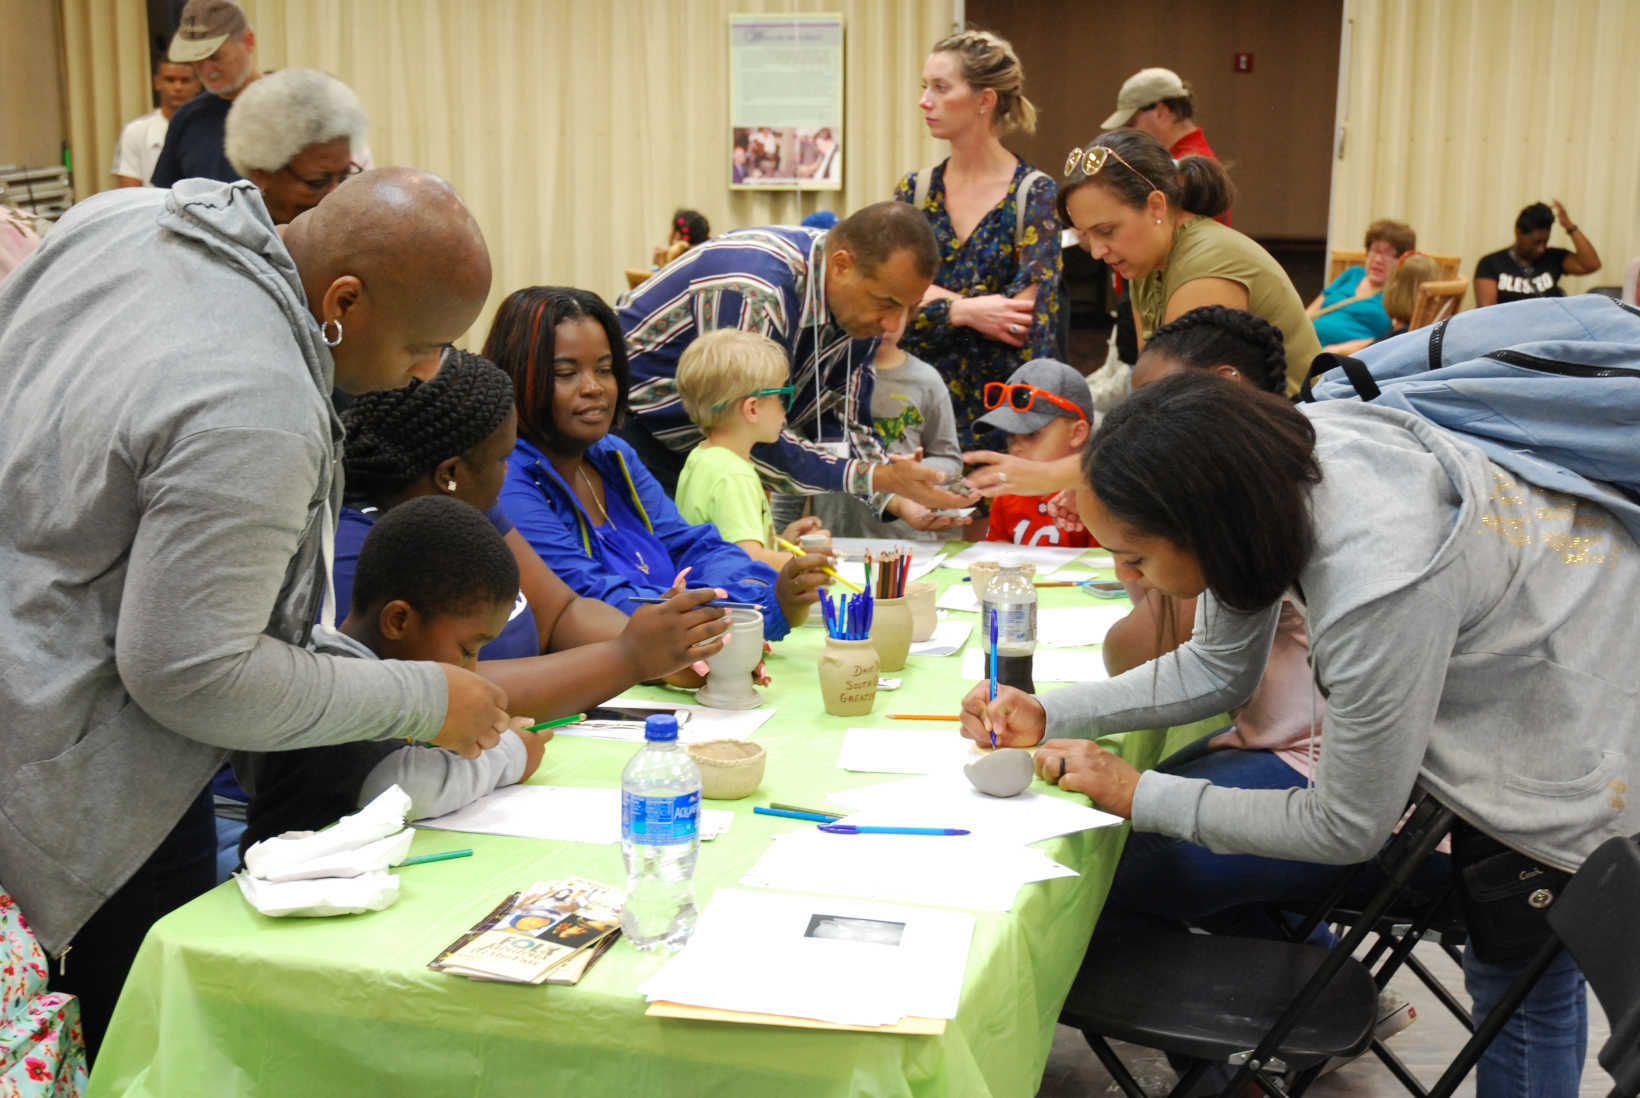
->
[0,894,85,1098]
[894,159,1063,450]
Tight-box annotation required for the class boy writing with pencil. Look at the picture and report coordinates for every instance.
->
[235,497,550,853]
[673,328,828,568]
[975,359,1098,549]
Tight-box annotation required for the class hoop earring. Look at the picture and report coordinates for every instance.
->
[321,319,343,347]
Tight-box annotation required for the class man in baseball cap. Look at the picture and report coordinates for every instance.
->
[152,0,263,186]
[1101,67,1217,162]
[974,359,1097,548]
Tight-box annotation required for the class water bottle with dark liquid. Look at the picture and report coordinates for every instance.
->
[982,562,1036,694]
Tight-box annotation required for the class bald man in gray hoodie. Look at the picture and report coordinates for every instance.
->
[0,169,509,1053]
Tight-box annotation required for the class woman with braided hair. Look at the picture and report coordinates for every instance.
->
[334,346,731,715]
[651,208,710,267]
[1130,304,1288,395]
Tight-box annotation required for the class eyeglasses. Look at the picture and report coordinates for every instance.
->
[1062,143,1159,193]
[281,161,364,194]
[712,385,794,412]
[982,382,1087,423]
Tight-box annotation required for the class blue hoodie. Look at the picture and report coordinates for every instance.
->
[500,434,792,639]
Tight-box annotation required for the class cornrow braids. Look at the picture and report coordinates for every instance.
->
[342,347,515,507]
[1142,306,1287,394]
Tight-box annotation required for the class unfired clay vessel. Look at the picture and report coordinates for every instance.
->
[869,596,912,672]
[695,608,764,709]
[964,748,1034,797]
[818,636,880,716]
[905,580,937,642]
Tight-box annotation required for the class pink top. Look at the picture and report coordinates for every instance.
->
[1210,599,1325,776]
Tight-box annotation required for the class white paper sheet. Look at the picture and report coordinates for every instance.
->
[1036,605,1134,648]
[826,773,1124,846]
[551,697,777,744]
[834,726,974,774]
[936,542,1094,576]
[907,619,972,657]
[416,785,732,845]
[936,584,981,613]
[960,646,1109,683]
[740,831,1077,912]
[640,888,975,1025]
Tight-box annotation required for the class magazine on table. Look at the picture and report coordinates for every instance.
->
[429,877,624,985]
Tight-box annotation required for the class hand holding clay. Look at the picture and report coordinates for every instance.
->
[964,748,1034,797]
[620,585,730,681]
[958,680,1045,748]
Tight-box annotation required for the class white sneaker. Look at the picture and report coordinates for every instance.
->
[1318,986,1417,1076]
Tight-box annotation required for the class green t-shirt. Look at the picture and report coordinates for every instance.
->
[1131,216,1322,397]
[676,444,773,548]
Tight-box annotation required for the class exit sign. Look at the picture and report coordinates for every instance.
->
[1234,52,1254,73]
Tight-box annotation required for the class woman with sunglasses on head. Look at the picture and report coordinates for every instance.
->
[224,68,370,225]
[962,369,1635,1097]
[490,287,833,642]
[897,28,1063,451]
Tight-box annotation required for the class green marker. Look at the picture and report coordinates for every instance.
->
[398,848,473,867]
[525,713,586,732]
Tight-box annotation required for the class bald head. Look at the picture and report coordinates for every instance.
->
[284,167,492,393]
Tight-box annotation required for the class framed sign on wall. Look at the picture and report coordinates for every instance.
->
[729,13,843,190]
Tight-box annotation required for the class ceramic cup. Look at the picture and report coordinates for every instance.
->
[868,596,912,672]
[798,533,832,627]
[818,636,880,716]
[905,580,937,642]
[968,561,1001,601]
[694,608,764,709]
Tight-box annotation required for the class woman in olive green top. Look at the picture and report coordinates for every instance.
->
[1059,129,1321,396]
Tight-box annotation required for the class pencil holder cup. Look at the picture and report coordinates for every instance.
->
[818,637,879,716]
[868,596,912,672]
[695,608,765,710]
[968,561,1001,600]
[905,581,937,642]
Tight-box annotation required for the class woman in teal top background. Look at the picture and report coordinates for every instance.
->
[1307,218,1415,352]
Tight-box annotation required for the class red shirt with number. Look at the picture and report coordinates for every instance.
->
[985,493,1096,548]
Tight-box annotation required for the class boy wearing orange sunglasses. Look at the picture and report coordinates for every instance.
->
[975,359,1098,548]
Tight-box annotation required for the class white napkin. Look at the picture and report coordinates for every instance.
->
[246,828,415,884]
[235,870,401,918]
[243,785,412,880]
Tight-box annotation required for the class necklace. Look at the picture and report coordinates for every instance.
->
[576,463,612,526]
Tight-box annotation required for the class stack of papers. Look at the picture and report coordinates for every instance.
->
[640,889,974,1027]
[826,773,1124,846]
[834,726,974,774]
[417,785,733,845]
[551,698,777,744]
[960,646,1109,683]
[429,877,624,984]
[937,542,1093,577]
[741,831,1076,912]
[907,618,972,656]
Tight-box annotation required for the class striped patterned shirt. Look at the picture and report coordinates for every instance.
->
[617,226,883,497]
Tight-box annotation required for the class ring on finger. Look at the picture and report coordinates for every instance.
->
[997,471,1008,485]
[1055,756,1066,782]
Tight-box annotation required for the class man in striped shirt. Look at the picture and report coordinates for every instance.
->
[617,202,975,521]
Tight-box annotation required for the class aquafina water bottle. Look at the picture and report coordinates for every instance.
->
[619,713,701,951]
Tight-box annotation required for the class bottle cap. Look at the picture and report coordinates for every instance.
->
[643,713,679,741]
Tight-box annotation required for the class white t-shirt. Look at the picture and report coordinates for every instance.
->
[112,110,169,185]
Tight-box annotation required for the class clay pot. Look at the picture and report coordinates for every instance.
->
[818,637,880,716]
[686,739,767,800]
[694,608,765,710]
[905,581,937,642]
[968,560,1001,600]
[868,596,912,672]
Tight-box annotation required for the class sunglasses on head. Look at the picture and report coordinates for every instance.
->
[1062,143,1160,192]
[983,382,1087,423]
[712,385,794,412]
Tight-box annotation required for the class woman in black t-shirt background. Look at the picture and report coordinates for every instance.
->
[1473,200,1602,306]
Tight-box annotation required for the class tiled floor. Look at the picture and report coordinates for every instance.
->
[1037,941,1613,1098]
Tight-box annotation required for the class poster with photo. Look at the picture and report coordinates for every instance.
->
[729,14,843,190]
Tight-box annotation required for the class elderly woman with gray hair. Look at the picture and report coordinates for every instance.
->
[225,67,369,225]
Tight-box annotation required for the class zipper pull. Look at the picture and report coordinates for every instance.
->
[55,942,71,975]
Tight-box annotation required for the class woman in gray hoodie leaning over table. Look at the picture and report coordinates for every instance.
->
[959,372,1638,1098]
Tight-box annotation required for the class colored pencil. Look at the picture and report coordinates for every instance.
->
[774,537,863,592]
[753,806,837,824]
[525,714,586,732]
[398,849,474,867]
[630,595,763,611]
[769,802,842,820]
[886,714,961,721]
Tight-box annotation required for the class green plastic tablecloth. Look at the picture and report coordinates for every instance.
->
[90,551,1217,1098]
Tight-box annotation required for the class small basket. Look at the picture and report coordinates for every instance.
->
[686,739,767,800]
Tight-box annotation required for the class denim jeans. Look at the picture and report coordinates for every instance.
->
[1098,733,1588,1096]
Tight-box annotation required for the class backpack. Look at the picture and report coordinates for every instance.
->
[1300,294,1640,543]
[910,164,1048,252]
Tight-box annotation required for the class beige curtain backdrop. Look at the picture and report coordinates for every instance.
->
[1328,0,1640,303]
[62,0,960,345]
[59,0,152,196]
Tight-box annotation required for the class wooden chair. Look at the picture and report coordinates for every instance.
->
[1410,279,1467,329]
[1329,249,1463,283]
[624,267,653,290]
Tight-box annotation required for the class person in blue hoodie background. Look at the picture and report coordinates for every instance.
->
[489,286,833,640]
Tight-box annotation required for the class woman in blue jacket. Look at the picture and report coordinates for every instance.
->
[490,286,830,639]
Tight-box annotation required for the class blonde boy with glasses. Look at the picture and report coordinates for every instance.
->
[674,329,825,568]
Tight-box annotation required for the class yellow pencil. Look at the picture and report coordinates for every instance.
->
[775,537,864,592]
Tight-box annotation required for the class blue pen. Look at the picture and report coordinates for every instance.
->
[988,609,999,748]
[755,806,839,823]
[818,824,972,836]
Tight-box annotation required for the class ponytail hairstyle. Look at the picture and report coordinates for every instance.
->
[1082,372,1321,612]
[931,28,1038,136]
[671,208,709,248]
[341,347,515,507]
[1058,128,1234,223]
[1381,252,1441,325]
[482,286,631,452]
[1141,306,1287,394]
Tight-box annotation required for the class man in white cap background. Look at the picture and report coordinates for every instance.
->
[1102,66,1217,162]
[151,0,264,186]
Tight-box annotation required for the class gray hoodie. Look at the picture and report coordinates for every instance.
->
[1041,401,1638,873]
[0,180,446,953]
